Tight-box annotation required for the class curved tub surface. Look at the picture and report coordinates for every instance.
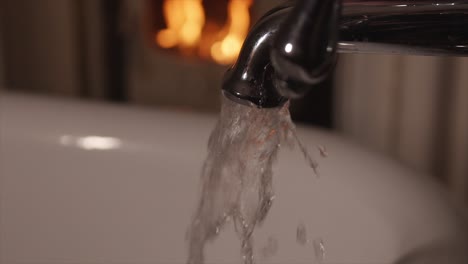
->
[1,93,467,264]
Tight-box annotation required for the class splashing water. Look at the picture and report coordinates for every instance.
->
[318,145,328,158]
[313,237,326,263]
[187,96,317,264]
[296,223,326,263]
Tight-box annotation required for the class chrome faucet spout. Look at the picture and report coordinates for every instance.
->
[222,0,468,108]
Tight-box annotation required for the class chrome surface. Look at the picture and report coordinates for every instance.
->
[222,0,468,108]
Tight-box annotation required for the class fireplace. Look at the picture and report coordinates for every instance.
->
[0,0,333,127]
[121,0,285,111]
[106,0,333,126]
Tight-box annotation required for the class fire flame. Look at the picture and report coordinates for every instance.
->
[156,0,252,65]
[210,0,252,64]
[156,0,206,49]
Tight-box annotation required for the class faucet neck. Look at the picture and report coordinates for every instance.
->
[222,0,468,108]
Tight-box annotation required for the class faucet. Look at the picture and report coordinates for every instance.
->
[222,0,468,108]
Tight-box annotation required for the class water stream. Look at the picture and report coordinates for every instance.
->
[187,95,318,264]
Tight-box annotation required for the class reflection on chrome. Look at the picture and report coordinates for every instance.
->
[59,135,122,151]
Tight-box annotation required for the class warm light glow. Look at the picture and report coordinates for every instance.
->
[156,0,206,49]
[210,0,252,64]
[156,0,252,65]
[59,135,122,151]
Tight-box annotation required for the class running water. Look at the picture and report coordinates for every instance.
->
[187,96,317,264]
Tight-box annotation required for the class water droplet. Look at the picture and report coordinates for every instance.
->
[292,131,319,177]
[296,223,308,245]
[313,238,326,263]
[241,238,254,264]
[258,195,274,223]
[318,145,328,158]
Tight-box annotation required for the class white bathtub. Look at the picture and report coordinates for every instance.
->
[1,92,467,264]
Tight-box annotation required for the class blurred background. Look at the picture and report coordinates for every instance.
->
[0,0,467,208]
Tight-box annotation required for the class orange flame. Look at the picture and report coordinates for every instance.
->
[156,0,205,49]
[156,0,252,65]
[210,0,252,64]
